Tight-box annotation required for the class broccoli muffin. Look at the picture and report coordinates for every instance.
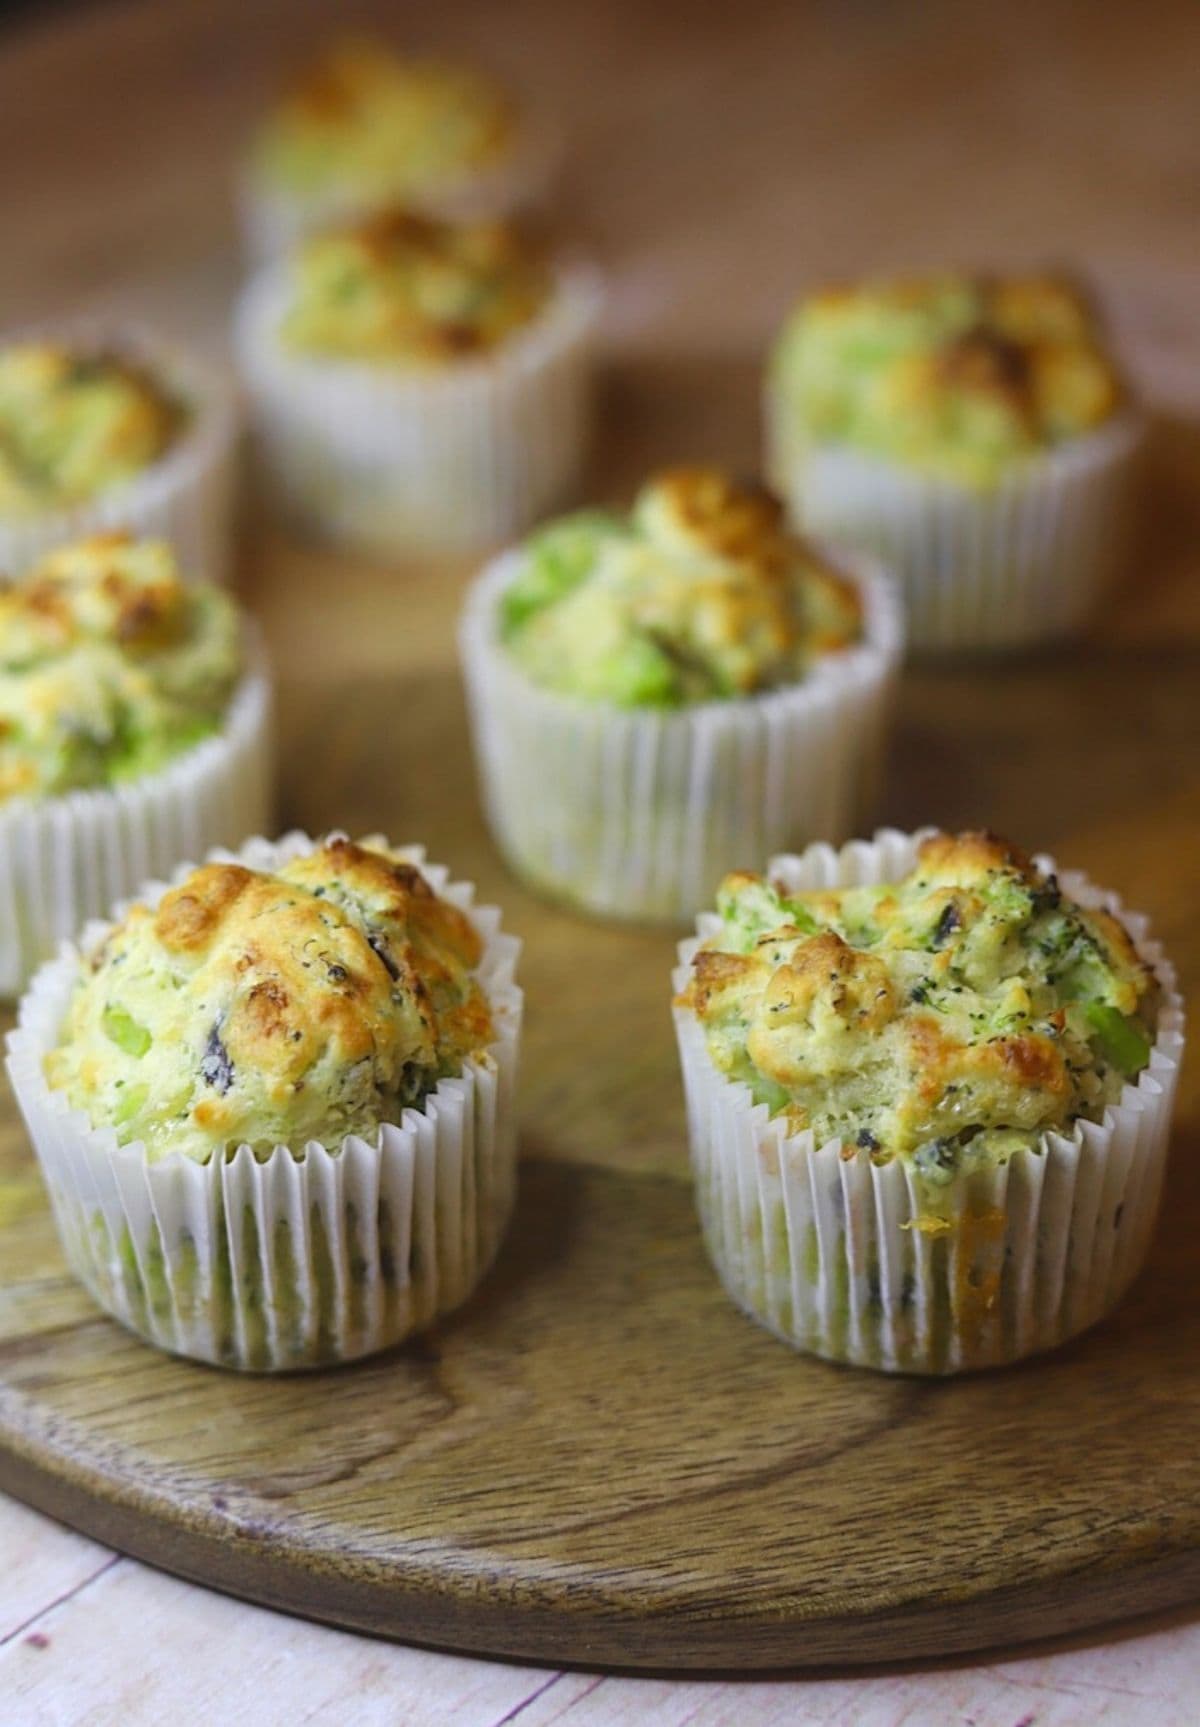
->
[0,533,271,997]
[499,468,862,705]
[12,834,522,1369]
[279,208,551,365]
[0,343,181,517]
[765,272,1142,650]
[235,208,597,551]
[241,36,555,258]
[0,327,239,588]
[771,274,1122,487]
[0,533,241,804]
[673,829,1182,1373]
[686,831,1155,1173]
[459,468,903,921]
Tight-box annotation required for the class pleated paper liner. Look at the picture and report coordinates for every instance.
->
[672,829,1184,1374]
[765,395,1144,651]
[6,833,523,1372]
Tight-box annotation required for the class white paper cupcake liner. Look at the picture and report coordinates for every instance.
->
[235,264,599,555]
[0,634,273,998]
[5,832,523,1372]
[765,395,1144,651]
[0,321,239,587]
[458,549,905,923]
[237,120,563,265]
[673,829,1185,1374]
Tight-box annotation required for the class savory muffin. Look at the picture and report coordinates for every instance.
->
[235,206,598,551]
[249,37,517,226]
[459,467,902,921]
[499,467,863,705]
[0,343,181,517]
[279,208,551,364]
[765,272,1141,650]
[0,533,241,804]
[12,833,522,1369]
[673,829,1181,1373]
[45,836,493,1162]
[684,830,1155,1179]
[770,273,1123,486]
[0,532,270,997]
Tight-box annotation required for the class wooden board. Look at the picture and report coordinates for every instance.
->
[1,0,1199,1677]
[2,513,1199,1669]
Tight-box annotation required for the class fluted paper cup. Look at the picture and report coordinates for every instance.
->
[673,829,1184,1374]
[0,636,273,997]
[238,121,563,265]
[765,395,1144,651]
[235,264,599,554]
[0,322,239,586]
[6,832,523,1372]
[459,549,904,923]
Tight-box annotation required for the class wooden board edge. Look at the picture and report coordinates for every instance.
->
[3,1434,1198,1673]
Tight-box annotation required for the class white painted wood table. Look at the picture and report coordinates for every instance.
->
[3,0,1200,1720]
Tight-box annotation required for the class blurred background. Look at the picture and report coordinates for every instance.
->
[2,0,1198,829]
[2,0,1197,394]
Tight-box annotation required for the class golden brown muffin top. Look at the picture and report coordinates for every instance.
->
[45,837,494,1163]
[684,830,1155,1181]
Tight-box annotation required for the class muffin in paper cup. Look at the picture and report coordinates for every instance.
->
[0,535,273,996]
[235,215,599,554]
[0,322,239,587]
[673,829,1184,1374]
[238,36,561,264]
[6,832,523,1372]
[765,273,1143,651]
[458,469,904,923]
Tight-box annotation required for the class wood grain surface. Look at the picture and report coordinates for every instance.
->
[0,0,1198,1680]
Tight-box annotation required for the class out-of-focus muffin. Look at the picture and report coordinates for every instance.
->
[0,329,238,586]
[766,272,1142,649]
[459,466,903,920]
[0,344,181,517]
[0,534,241,803]
[236,208,598,552]
[240,36,558,259]
[280,208,552,363]
[499,467,863,703]
[0,533,271,994]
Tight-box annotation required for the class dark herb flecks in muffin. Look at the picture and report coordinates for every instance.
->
[681,830,1155,1179]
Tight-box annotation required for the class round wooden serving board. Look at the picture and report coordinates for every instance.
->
[2,0,1200,1675]
[2,588,1199,1670]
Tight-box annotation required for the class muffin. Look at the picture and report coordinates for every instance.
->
[0,532,272,994]
[459,466,903,921]
[0,330,238,584]
[239,35,558,260]
[766,274,1143,649]
[6,832,523,1370]
[236,207,598,553]
[673,829,1184,1373]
